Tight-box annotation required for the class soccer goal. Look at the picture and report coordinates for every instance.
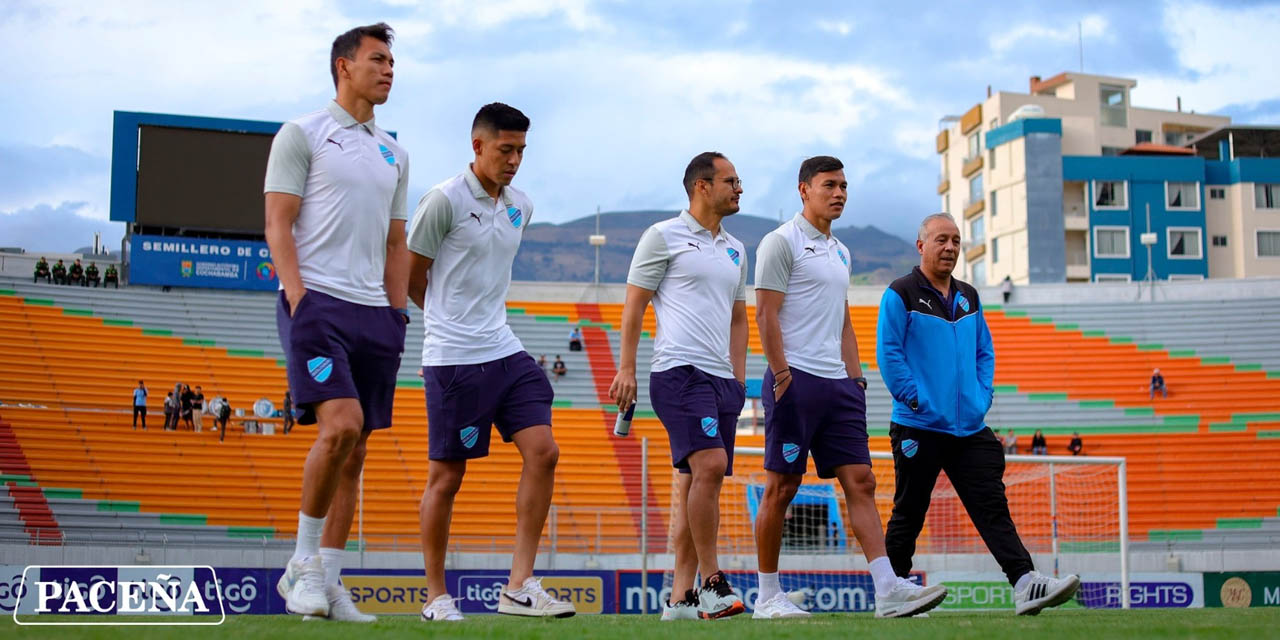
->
[661,449,1129,612]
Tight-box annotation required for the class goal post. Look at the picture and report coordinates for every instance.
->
[663,448,1129,612]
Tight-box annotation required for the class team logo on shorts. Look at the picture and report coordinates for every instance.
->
[782,442,800,463]
[957,294,970,313]
[507,206,523,229]
[700,417,719,437]
[378,143,396,165]
[901,438,919,458]
[726,247,741,266]
[306,357,333,383]
[837,248,848,267]
[460,426,479,449]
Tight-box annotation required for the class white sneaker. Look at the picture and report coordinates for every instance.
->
[303,584,375,622]
[1015,571,1080,616]
[498,577,576,618]
[278,556,329,617]
[752,591,810,619]
[875,577,947,618]
[420,593,465,621]
[697,571,745,620]
[661,590,699,621]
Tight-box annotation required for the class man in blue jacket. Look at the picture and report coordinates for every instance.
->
[876,213,1079,616]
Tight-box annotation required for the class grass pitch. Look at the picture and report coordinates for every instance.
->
[3,608,1276,639]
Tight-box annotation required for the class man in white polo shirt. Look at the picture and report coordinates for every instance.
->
[751,156,945,619]
[264,23,409,622]
[408,103,574,622]
[610,151,749,620]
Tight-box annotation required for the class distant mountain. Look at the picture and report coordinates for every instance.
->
[514,210,918,284]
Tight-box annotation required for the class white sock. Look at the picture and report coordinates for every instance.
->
[757,572,781,603]
[292,511,325,564]
[869,556,898,595]
[1014,572,1033,593]
[319,547,343,587]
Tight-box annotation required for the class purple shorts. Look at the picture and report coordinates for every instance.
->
[650,365,745,476]
[763,367,870,478]
[423,351,553,461]
[276,290,405,430]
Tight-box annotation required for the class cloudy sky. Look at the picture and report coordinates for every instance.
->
[3,0,1279,252]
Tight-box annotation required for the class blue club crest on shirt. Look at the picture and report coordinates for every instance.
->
[726,247,741,266]
[782,442,800,463]
[307,357,333,383]
[700,417,719,437]
[378,144,395,165]
[460,426,479,449]
[957,294,970,313]
[901,438,919,458]
[507,206,523,229]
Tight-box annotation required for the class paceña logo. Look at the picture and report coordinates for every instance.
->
[14,565,226,625]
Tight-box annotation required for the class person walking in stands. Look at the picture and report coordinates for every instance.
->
[877,212,1080,616]
[104,264,119,288]
[34,257,50,283]
[68,259,84,286]
[283,390,295,435]
[168,382,183,430]
[1001,275,1013,304]
[265,22,409,622]
[1068,432,1083,456]
[552,355,567,382]
[192,386,205,432]
[1031,429,1047,455]
[180,384,195,430]
[568,327,583,351]
[132,380,148,430]
[51,259,67,284]
[217,398,232,441]
[85,262,100,287]
[1149,368,1167,400]
[163,392,176,431]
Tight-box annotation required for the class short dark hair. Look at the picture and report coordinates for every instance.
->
[683,151,727,196]
[798,155,844,185]
[330,23,394,89]
[472,103,530,135]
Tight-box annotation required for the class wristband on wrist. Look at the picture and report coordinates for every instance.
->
[396,307,410,324]
[852,376,867,389]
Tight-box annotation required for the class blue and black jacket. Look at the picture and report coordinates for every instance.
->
[875,266,995,437]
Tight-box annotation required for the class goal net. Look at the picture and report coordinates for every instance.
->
[662,449,1128,613]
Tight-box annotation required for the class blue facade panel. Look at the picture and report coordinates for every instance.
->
[985,118,1063,149]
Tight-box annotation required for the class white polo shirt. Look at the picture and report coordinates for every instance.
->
[627,210,748,380]
[755,213,853,379]
[408,168,532,366]
[264,101,409,307]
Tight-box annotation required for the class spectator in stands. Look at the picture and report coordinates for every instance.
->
[283,390,294,435]
[1003,428,1018,455]
[1068,432,1083,456]
[192,386,205,432]
[1031,429,1047,455]
[568,327,583,351]
[180,384,195,430]
[163,392,176,431]
[132,380,148,430]
[217,398,232,442]
[167,382,183,430]
[537,354,549,376]
[1149,368,1167,400]
[1001,276,1013,304]
[103,264,119,288]
[68,259,84,286]
[85,262,100,287]
[51,259,67,284]
[552,355,567,382]
[34,257,50,283]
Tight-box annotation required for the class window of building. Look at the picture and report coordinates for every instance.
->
[1095,273,1132,283]
[1167,227,1203,259]
[971,258,986,286]
[969,174,983,207]
[990,190,998,216]
[1165,132,1183,146]
[1166,182,1200,210]
[1258,231,1280,257]
[1093,180,1128,209]
[1135,129,1153,144]
[1100,84,1127,127]
[1168,274,1205,282]
[1256,184,1280,209]
[989,147,996,170]
[992,236,1000,263]
[1094,226,1130,258]
[967,132,980,161]
[1101,146,1125,156]
[969,216,985,245]
[1209,188,1226,200]
[1212,235,1228,247]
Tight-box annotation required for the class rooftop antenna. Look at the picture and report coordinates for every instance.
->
[1078,22,1084,72]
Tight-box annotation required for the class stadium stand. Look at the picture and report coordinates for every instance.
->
[1,275,1279,554]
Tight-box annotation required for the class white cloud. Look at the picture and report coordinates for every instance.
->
[431,0,609,32]
[989,14,1108,54]
[816,20,852,36]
